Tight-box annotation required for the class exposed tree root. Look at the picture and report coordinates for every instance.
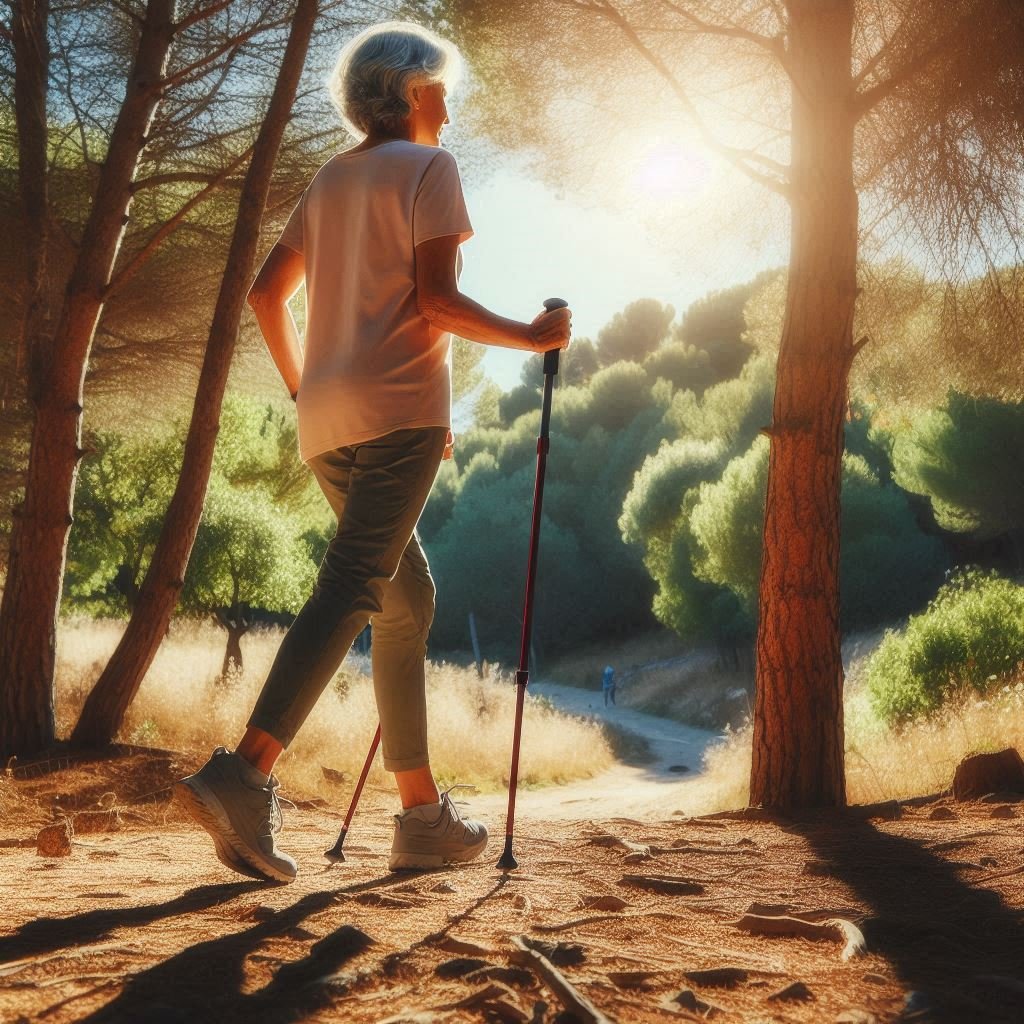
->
[733,913,866,961]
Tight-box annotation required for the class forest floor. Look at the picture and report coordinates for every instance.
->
[3,716,1024,1023]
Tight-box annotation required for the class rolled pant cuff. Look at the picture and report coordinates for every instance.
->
[246,716,293,750]
[383,753,430,772]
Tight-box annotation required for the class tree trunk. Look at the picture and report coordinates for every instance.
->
[71,0,319,749]
[750,0,858,809]
[0,0,176,761]
[221,625,248,677]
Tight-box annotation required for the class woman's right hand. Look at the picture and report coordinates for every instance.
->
[528,305,572,353]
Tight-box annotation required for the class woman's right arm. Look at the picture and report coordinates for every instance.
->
[415,233,571,351]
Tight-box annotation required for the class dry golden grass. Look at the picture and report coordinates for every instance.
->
[698,670,1024,807]
[55,616,613,798]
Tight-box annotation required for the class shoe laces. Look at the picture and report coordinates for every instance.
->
[440,784,477,826]
[258,776,285,840]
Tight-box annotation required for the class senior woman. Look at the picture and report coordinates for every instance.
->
[174,22,571,882]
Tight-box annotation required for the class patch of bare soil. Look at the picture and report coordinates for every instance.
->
[3,749,1024,1023]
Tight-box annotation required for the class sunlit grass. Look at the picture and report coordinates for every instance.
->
[56,616,614,798]
[696,669,1024,808]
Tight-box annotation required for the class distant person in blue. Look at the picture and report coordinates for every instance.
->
[602,664,616,707]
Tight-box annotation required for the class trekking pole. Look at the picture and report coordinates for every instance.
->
[325,722,381,863]
[497,296,568,871]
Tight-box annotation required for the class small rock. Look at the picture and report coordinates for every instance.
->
[36,821,72,857]
[430,881,457,894]
[435,957,491,979]
[836,1012,879,1024]
[989,804,1015,819]
[512,893,532,911]
[952,749,1024,801]
[683,966,747,988]
[979,855,998,867]
[768,980,813,1002]
[927,806,956,821]
[321,766,347,785]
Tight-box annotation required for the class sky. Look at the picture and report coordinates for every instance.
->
[454,154,788,396]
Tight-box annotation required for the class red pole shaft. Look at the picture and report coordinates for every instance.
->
[344,722,381,830]
[499,302,564,869]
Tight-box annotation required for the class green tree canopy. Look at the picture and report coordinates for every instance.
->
[596,298,675,366]
[891,392,1024,567]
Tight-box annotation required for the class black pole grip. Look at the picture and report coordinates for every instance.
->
[542,297,568,375]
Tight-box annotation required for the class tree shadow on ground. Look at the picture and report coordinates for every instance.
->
[79,890,374,1024]
[8,870,511,1023]
[0,881,264,962]
[789,815,1024,1024]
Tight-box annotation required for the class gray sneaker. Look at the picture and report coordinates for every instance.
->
[389,786,488,871]
[173,747,297,883]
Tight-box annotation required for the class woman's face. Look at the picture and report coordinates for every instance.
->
[410,81,449,145]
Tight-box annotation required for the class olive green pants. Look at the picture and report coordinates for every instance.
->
[247,425,448,771]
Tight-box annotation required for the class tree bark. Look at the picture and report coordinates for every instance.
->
[71,0,319,748]
[0,0,176,761]
[221,624,248,677]
[750,0,858,809]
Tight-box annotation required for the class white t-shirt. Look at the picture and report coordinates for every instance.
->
[276,139,474,463]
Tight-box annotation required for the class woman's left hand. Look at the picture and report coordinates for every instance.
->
[443,428,455,460]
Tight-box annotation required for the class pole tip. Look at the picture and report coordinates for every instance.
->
[497,835,519,871]
[324,828,348,863]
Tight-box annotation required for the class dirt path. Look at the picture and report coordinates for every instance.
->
[4,749,1024,1023]
[472,680,724,822]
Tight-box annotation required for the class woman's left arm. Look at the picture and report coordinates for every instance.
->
[247,243,305,399]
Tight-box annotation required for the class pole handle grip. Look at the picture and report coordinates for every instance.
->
[542,297,568,376]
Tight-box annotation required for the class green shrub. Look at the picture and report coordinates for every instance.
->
[866,569,1024,724]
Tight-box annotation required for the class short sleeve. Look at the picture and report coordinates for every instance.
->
[413,149,474,247]
[277,191,305,254]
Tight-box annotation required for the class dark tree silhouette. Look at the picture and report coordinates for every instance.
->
[72,0,319,748]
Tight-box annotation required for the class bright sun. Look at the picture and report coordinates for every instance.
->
[630,139,711,200]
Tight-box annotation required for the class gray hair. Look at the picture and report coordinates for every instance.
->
[328,21,464,140]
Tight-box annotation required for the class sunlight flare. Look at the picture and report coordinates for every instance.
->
[630,138,712,200]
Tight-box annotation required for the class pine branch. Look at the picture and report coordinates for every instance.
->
[656,0,792,74]
[567,0,791,197]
